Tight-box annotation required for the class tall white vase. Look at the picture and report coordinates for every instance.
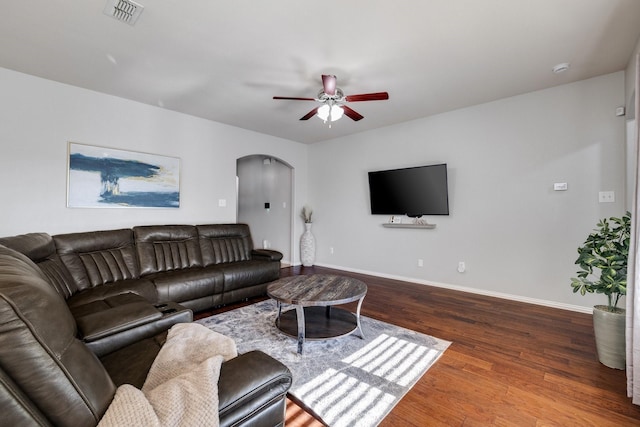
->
[300,223,316,267]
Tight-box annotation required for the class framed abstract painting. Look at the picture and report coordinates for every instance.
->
[67,142,180,208]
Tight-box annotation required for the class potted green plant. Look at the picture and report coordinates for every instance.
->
[570,212,630,369]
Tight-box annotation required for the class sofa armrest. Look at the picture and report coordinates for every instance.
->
[218,350,292,427]
[84,302,193,357]
[251,249,283,262]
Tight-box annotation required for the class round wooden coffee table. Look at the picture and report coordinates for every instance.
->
[266,274,367,354]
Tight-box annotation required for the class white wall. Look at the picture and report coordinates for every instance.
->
[308,72,626,311]
[0,66,629,311]
[0,67,308,263]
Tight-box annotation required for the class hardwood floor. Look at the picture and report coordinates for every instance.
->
[197,265,640,426]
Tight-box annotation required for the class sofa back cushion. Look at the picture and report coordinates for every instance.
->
[0,232,77,299]
[0,246,115,426]
[0,232,54,261]
[54,229,140,293]
[134,225,203,276]
[197,224,254,267]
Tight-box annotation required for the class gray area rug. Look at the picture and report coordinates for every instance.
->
[196,300,450,427]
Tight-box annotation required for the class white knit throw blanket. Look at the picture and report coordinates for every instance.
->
[98,323,237,427]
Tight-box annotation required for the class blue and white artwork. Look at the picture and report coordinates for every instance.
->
[67,143,180,208]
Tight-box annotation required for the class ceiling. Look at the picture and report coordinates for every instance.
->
[2,1,640,144]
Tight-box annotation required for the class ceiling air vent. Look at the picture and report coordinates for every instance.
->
[103,0,144,26]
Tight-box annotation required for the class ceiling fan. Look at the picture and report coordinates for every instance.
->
[273,74,389,124]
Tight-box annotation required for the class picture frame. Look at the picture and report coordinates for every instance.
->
[67,142,180,208]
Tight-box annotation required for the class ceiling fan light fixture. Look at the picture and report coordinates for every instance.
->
[317,104,330,122]
[274,74,388,122]
[331,105,344,121]
[317,104,343,123]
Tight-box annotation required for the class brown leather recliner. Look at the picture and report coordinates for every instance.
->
[0,245,292,426]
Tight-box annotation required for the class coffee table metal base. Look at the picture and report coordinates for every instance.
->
[276,300,365,354]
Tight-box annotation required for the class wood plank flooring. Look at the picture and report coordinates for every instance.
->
[196,265,640,426]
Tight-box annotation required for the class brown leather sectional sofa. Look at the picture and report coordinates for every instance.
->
[0,223,292,426]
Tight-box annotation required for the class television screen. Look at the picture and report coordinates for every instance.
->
[368,164,449,217]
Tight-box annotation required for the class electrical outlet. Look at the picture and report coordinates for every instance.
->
[418,259,424,267]
[598,191,615,203]
[458,261,466,273]
[330,247,334,255]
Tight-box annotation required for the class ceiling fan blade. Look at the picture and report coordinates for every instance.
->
[322,74,337,96]
[342,105,364,121]
[273,96,316,101]
[300,107,320,120]
[345,92,389,102]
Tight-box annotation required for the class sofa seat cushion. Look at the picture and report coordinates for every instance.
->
[67,278,157,309]
[150,268,224,304]
[70,293,148,318]
[215,261,280,292]
[101,333,167,389]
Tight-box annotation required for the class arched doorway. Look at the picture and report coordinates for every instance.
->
[236,155,293,265]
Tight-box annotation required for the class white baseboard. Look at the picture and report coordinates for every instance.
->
[312,262,593,315]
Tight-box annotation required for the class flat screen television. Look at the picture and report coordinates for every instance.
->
[368,163,449,217]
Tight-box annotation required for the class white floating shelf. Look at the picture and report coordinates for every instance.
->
[382,223,436,229]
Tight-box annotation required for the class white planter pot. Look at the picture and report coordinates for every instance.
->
[593,305,626,370]
[300,223,315,267]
